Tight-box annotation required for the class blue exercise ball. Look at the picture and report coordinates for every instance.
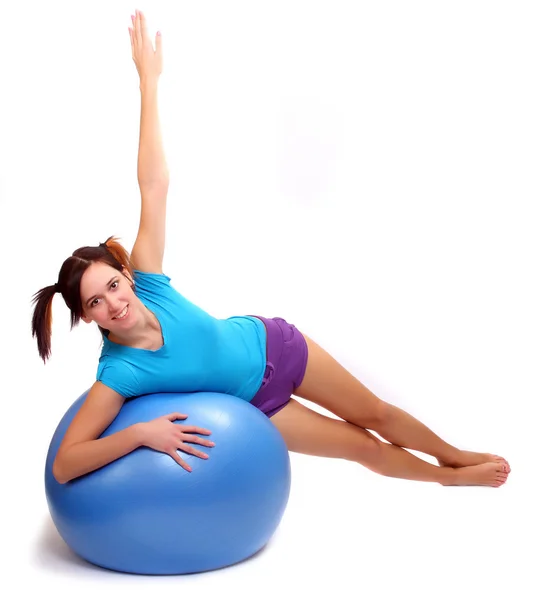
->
[45,390,291,574]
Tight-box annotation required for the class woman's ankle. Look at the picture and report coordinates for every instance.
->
[436,446,463,467]
[437,465,457,485]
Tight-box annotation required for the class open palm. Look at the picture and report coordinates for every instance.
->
[128,9,162,81]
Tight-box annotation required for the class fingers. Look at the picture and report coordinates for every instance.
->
[155,29,162,54]
[167,442,211,472]
[180,426,212,436]
[166,412,188,421]
[180,444,211,460]
[131,10,147,42]
[128,26,135,60]
[138,10,147,32]
[165,415,213,434]
[167,451,192,472]
[181,433,216,448]
[134,10,141,45]
[129,11,140,49]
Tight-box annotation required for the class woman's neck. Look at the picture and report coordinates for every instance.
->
[108,305,161,349]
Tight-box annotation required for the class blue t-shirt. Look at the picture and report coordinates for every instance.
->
[96,270,267,401]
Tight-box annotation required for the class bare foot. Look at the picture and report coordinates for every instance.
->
[442,462,509,487]
[438,450,510,473]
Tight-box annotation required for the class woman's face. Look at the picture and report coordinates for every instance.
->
[80,262,138,330]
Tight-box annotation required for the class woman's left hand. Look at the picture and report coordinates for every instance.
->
[129,10,163,83]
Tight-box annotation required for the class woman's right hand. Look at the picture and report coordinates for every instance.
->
[139,412,215,472]
[129,9,163,83]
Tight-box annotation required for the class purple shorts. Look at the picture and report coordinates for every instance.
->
[248,316,309,418]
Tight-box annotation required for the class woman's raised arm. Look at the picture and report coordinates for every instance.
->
[129,9,169,274]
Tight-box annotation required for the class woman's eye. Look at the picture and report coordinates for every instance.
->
[91,281,118,306]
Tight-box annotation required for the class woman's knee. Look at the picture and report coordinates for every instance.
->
[271,398,380,460]
[342,424,383,465]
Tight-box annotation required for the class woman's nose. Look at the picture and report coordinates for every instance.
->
[108,298,122,314]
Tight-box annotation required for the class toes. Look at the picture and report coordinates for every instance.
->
[493,455,511,471]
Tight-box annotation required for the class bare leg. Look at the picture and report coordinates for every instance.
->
[271,399,509,487]
[375,402,510,471]
[294,333,511,473]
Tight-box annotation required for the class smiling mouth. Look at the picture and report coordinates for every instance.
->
[112,305,129,320]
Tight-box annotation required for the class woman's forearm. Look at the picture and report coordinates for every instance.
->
[53,424,144,484]
[137,78,169,185]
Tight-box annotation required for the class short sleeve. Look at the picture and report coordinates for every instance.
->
[133,269,172,291]
[96,361,140,398]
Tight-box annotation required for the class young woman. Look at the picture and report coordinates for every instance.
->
[32,10,510,487]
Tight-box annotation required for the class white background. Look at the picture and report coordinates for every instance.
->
[1,1,532,598]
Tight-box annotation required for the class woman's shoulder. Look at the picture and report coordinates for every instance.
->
[96,355,140,398]
[133,269,171,281]
[133,269,171,283]
[133,269,173,294]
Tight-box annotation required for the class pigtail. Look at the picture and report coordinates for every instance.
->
[31,284,58,364]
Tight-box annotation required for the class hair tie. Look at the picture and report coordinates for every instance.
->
[54,283,60,293]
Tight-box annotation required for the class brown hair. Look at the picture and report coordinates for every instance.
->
[31,236,136,364]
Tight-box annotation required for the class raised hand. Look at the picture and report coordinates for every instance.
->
[139,412,215,472]
[128,9,163,83]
